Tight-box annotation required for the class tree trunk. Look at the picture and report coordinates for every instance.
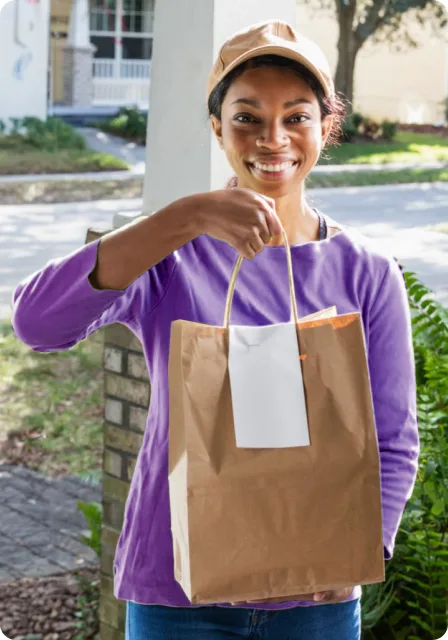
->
[334,4,361,114]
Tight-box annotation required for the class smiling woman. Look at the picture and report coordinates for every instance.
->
[11,19,419,640]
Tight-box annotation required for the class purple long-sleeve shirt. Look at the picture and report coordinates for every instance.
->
[11,213,419,609]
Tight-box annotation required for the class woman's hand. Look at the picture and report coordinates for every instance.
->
[229,586,355,606]
[312,587,354,603]
[196,188,283,260]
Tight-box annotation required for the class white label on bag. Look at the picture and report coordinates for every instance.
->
[228,322,310,448]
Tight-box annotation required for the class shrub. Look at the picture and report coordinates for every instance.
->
[0,116,86,151]
[381,120,398,141]
[362,271,448,639]
[22,116,86,151]
[100,105,147,144]
[342,112,397,143]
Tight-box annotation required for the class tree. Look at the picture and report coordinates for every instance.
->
[304,0,447,111]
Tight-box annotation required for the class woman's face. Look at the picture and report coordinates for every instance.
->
[211,65,333,198]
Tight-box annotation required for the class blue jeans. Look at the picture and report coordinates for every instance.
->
[125,598,361,639]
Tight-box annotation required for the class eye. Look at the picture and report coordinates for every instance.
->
[234,114,258,124]
[288,114,310,124]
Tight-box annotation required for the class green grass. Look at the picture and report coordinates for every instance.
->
[0,137,128,175]
[319,132,448,166]
[0,319,105,477]
[427,222,448,234]
[307,167,448,188]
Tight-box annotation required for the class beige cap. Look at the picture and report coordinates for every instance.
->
[206,20,334,102]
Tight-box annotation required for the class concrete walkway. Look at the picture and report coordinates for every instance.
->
[0,466,101,583]
[77,126,146,174]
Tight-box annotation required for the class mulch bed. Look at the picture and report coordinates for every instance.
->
[0,566,100,640]
[398,123,448,137]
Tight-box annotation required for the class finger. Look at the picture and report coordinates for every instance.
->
[313,591,328,602]
[248,229,265,255]
[255,195,283,237]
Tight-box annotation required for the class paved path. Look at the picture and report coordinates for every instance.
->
[0,465,101,583]
[311,182,448,307]
[77,126,146,173]
[0,198,139,321]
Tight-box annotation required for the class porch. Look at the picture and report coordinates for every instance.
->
[92,58,151,106]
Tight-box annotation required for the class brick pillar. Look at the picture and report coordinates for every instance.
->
[63,44,95,107]
[85,229,150,640]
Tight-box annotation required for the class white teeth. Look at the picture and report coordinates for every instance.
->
[254,161,294,172]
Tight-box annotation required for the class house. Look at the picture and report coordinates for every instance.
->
[17,0,448,124]
[50,0,153,109]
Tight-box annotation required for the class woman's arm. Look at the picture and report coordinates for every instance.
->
[89,194,202,291]
[367,258,420,559]
[11,194,203,352]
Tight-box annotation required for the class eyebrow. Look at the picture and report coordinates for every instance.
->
[230,98,312,108]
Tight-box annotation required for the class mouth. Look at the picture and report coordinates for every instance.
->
[247,160,299,181]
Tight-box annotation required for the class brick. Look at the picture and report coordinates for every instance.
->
[100,620,125,640]
[99,593,126,629]
[103,499,125,531]
[102,525,120,552]
[127,457,137,481]
[127,353,149,381]
[103,475,130,504]
[104,423,143,455]
[105,373,150,407]
[104,450,122,478]
[101,571,115,595]
[129,405,148,433]
[105,324,143,352]
[101,547,115,577]
[105,398,124,426]
[105,346,124,374]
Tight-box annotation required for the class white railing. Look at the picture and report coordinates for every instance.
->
[92,59,151,106]
[93,78,150,106]
[93,59,115,78]
[93,59,151,79]
[120,60,151,79]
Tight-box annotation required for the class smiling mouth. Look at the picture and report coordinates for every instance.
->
[248,160,299,180]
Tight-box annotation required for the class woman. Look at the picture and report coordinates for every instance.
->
[11,20,419,640]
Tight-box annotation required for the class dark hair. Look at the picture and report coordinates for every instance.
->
[208,54,347,150]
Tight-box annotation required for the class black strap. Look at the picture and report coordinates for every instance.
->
[314,209,327,241]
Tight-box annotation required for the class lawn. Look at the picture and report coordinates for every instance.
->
[319,131,448,166]
[0,319,105,478]
[0,137,128,175]
[427,222,448,234]
[307,166,448,188]
[0,147,128,175]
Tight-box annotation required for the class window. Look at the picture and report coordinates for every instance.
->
[122,0,154,34]
[122,36,152,59]
[91,35,115,58]
[90,0,116,32]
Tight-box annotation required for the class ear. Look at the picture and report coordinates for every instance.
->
[210,115,224,149]
[321,115,334,147]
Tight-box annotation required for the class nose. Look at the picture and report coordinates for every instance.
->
[256,119,289,150]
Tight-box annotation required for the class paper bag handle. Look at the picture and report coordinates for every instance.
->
[223,226,299,328]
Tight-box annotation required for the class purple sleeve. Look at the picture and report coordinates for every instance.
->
[11,237,176,352]
[367,258,420,560]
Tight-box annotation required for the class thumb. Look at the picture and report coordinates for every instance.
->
[313,592,326,601]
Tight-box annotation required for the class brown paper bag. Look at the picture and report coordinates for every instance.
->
[168,230,385,605]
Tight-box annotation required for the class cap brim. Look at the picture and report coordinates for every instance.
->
[207,44,333,101]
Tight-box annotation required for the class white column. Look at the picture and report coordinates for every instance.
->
[142,0,297,215]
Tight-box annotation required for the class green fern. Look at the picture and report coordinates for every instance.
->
[362,269,448,638]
